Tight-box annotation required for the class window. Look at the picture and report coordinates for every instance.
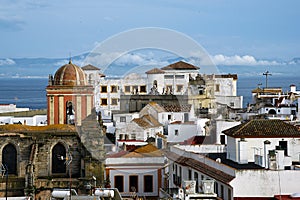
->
[164,75,173,79]
[220,185,224,199]
[228,188,232,200]
[101,98,108,106]
[66,101,75,125]
[188,169,192,180]
[215,84,220,92]
[132,86,138,94]
[120,116,126,122]
[230,102,234,107]
[101,86,107,93]
[168,115,172,120]
[220,135,226,144]
[215,182,218,195]
[129,175,138,192]
[140,85,146,93]
[144,175,153,193]
[2,144,17,175]
[111,85,117,93]
[124,86,131,93]
[194,172,199,193]
[175,129,179,136]
[114,176,124,192]
[131,134,136,140]
[166,85,173,94]
[175,75,185,79]
[111,98,118,105]
[52,143,66,174]
[176,85,183,92]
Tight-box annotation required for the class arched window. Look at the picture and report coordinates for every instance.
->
[66,101,75,125]
[268,109,276,115]
[2,144,17,175]
[52,143,66,174]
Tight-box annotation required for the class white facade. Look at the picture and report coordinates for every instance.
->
[167,122,202,144]
[167,145,300,199]
[227,136,300,165]
[105,145,166,198]
[0,115,47,126]
[0,104,29,113]
[215,120,241,144]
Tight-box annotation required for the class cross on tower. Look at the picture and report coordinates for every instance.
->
[263,71,272,88]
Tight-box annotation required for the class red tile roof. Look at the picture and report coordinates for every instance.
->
[161,61,199,70]
[145,68,165,74]
[132,114,162,128]
[82,64,100,70]
[164,150,235,184]
[222,119,300,138]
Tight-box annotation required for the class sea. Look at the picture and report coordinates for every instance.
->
[0,76,298,110]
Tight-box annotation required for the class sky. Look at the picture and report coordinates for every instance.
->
[0,0,300,62]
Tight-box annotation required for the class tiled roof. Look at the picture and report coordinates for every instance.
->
[252,87,282,94]
[148,102,166,113]
[0,124,76,132]
[161,61,199,70]
[162,104,192,112]
[180,136,206,145]
[145,68,165,74]
[222,119,300,138]
[108,144,163,158]
[164,150,235,184]
[207,74,238,80]
[81,64,100,70]
[132,114,162,128]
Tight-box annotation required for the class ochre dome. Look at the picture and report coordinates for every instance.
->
[53,60,87,86]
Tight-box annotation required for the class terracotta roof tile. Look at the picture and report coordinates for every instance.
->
[145,68,165,74]
[81,64,100,70]
[161,61,199,70]
[164,150,234,184]
[132,114,162,128]
[222,119,300,138]
[162,104,191,112]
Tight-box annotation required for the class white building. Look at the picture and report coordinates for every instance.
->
[0,104,29,113]
[165,119,300,199]
[105,144,166,199]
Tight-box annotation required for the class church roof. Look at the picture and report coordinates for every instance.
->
[222,119,300,138]
[53,60,87,86]
[161,61,199,70]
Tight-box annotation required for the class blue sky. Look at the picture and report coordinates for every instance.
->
[0,0,299,61]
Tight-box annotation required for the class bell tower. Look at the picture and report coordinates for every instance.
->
[46,60,94,126]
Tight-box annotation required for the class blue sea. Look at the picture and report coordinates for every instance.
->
[0,76,298,110]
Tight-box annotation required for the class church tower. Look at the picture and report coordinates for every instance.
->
[46,60,94,126]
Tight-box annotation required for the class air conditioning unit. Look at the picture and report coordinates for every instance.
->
[202,180,215,194]
[183,180,196,194]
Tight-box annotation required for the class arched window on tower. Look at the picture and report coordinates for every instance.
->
[2,144,17,175]
[66,101,75,125]
[52,143,66,174]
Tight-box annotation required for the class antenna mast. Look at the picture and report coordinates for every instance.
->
[263,71,272,88]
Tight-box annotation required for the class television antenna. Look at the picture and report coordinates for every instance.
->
[263,71,272,88]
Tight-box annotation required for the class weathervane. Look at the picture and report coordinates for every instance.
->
[263,71,272,88]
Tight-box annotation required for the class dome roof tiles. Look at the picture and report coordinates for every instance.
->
[53,60,87,86]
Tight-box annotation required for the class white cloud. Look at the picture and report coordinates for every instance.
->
[211,54,281,66]
[0,58,15,66]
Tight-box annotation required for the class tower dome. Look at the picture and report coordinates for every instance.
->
[53,60,87,86]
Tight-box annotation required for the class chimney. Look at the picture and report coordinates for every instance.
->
[290,84,296,93]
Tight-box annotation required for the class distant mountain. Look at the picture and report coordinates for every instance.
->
[0,53,299,78]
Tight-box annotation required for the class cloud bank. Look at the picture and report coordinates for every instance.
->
[211,54,281,66]
[0,58,15,66]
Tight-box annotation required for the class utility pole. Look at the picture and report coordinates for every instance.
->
[263,71,272,88]
[65,148,73,200]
